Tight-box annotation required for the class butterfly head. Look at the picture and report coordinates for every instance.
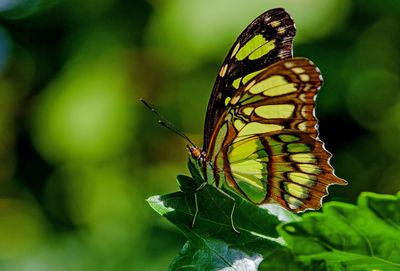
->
[187,145,206,161]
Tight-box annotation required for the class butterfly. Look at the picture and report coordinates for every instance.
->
[187,8,347,232]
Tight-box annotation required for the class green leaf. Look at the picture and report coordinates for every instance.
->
[279,192,400,271]
[147,159,298,271]
[259,248,327,271]
[148,159,400,270]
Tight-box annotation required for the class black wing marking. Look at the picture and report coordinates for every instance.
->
[204,8,296,151]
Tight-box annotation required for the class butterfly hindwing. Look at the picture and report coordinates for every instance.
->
[225,131,345,211]
[206,58,346,212]
[203,8,296,150]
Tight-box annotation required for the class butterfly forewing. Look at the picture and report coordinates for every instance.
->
[203,8,296,150]
[206,58,346,212]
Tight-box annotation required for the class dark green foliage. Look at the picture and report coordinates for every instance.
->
[148,162,400,270]
[148,160,297,270]
[2,1,400,269]
[279,192,400,271]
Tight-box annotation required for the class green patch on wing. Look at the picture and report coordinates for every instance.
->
[278,134,299,143]
[235,35,276,61]
[287,143,311,153]
[228,136,269,203]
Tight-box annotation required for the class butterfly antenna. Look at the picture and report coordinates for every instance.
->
[140,98,196,146]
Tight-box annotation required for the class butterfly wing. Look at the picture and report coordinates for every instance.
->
[203,8,296,150]
[206,58,347,212]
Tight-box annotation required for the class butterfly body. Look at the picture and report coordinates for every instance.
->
[188,8,347,214]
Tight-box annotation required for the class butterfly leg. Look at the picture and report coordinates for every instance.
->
[192,182,240,234]
[214,187,240,234]
[192,182,207,229]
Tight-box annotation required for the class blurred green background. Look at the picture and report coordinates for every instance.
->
[0,0,399,270]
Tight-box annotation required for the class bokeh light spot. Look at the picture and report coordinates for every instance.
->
[31,44,135,163]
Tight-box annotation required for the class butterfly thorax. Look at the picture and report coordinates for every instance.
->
[188,146,207,174]
[188,145,225,187]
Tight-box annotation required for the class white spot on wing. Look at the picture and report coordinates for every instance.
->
[230,43,241,59]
